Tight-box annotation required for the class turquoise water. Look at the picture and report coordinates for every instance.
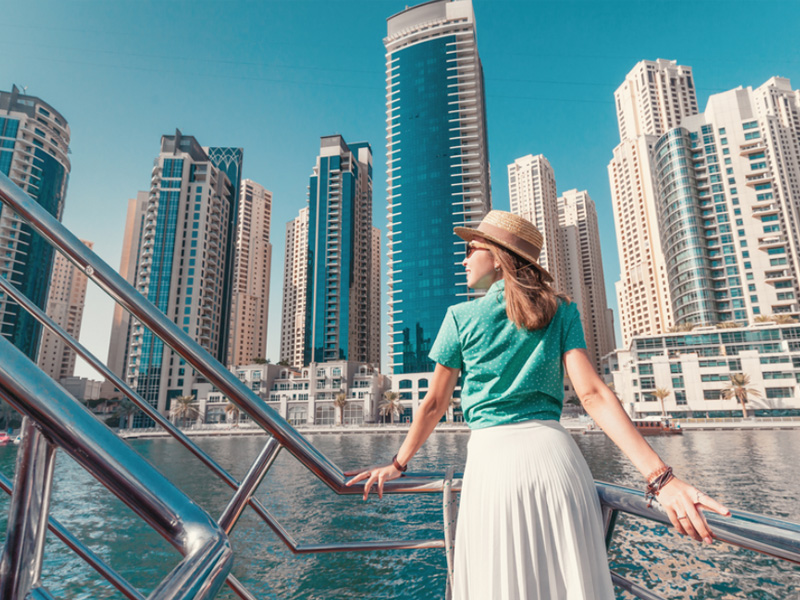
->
[0,429,798,599]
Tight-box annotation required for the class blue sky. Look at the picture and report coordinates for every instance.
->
[2,0,799,377]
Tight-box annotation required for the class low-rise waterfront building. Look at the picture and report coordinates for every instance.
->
[60,376,102,402]
[199,360,390,426]
[606,323,800,418]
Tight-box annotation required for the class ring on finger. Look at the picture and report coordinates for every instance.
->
[677,515,689,520]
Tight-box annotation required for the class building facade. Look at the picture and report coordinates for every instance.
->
[305,136,378,367]
[653,78,800,327]
[607,323,800,418]
[200,360,390,426]
[126,131,237,425]
[384,0,492,374]
[557,190,615,371]
[508,154,563,290]
[609,60,699,346]
[37,239,93,380]
[104,192,149,398]
[280,207,308,369]
[0,85,71,360]
[228,178,272,366]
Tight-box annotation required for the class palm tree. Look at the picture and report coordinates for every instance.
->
[653,388,671,417]
[379,391,402,424]
[114,398,139,429]
[169,395,199,427]
[771,314,797,324]
[334,390,348,426]
[754,315,773,323]
[721,373,762,419]
[224,401,241,427]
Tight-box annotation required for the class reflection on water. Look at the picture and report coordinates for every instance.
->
[0,430,798,599]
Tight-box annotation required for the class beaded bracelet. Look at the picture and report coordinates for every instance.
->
[646,465,670,484]
[645,466,674,507]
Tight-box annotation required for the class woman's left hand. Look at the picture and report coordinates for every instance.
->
[655,477,730,543]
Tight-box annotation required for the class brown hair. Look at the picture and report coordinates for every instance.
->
[483,240,568,330]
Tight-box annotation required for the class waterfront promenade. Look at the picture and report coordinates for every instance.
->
[117,415,800,439]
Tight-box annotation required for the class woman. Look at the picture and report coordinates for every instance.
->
[347,210,729,599]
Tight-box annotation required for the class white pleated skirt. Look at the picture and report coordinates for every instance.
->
[452,420,615,600]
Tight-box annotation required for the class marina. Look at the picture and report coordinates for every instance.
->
[1,430,798,599]
[2,1,800,598]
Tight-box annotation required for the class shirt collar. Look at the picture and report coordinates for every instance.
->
[487,278,505,295]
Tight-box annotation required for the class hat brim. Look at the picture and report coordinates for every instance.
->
[454,226,554,283]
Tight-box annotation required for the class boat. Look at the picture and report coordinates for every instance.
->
[632,415,683,435]
[0,432,9,445]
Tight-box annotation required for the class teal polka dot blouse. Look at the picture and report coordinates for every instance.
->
[429,279,587,429]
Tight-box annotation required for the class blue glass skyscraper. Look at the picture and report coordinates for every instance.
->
[384,0,491,374]
[0,85,71,361]
[304,135,379,366]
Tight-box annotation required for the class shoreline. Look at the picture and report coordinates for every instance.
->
[116,417,800,439]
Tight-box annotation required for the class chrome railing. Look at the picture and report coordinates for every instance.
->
[1,169,799,599]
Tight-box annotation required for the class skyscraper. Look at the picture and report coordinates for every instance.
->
[385,0,491,374]
[126,131,236,424]
[557,190,615,370]
[508,154,563,290]
[608,60,698,346]
[280,207,308,369]
[37,239,93,381]
[228,179,272,366]
[305,135,378,366]
[0,84,71,360]
[207,146,244,366]
[653,77,800,326]
[104,192,149,398]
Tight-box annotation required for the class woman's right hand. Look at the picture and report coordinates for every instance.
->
[345,464,404,500]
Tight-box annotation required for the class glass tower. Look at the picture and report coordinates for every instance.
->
[127,131,235,426]
[0,85,71,360]
[384,0,491,374]
[304,136,377,366]
[206,146,243,364]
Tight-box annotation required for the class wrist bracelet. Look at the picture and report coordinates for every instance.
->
[392,454,407,473]
[646,465,669,484]
[645,466,674,507]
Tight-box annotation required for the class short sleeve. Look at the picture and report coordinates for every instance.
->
[429,307,463,369]
[563,302,587,354]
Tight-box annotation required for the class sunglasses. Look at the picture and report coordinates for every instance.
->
[466,244,490,259]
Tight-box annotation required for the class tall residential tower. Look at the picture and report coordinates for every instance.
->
[37,240,93,381]
[508,154,563,290]
[653,78,800,326]
[280,207,308,369]
[608,60,698,346]
[104,192,149,398]
[228,179,272,366]
[384,0,491,374]
[0,85,71,360]
[557,190,615,370]
[126,131,238,424]
[305,136,379,367]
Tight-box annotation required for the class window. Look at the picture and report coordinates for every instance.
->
[288,406,307,426]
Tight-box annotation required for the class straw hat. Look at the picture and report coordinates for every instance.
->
[454,210,553,282]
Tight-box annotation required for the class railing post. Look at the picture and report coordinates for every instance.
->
[0,418,58,598]
[218,438,282,534]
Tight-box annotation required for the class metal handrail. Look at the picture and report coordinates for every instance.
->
[1,169,800,600]
[0,335,233,599]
